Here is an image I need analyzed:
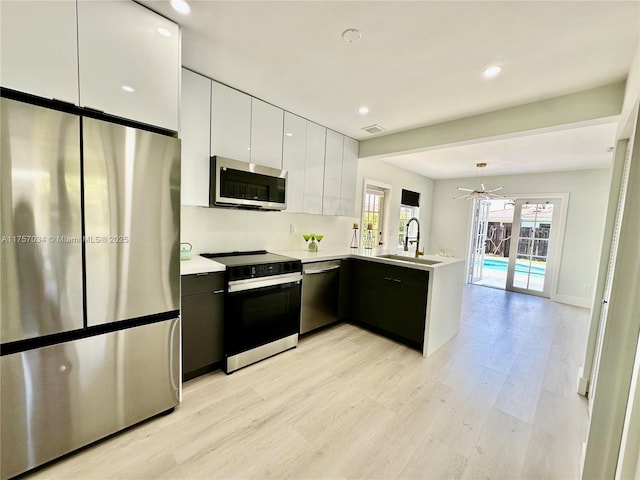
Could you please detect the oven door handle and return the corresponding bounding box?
[228,272,302,293]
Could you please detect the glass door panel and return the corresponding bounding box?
[469,199,490,283]
[506,199,559,297]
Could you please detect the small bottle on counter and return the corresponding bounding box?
[364,224,374,249]
[350,223,359,249]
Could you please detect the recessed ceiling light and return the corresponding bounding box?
[483,65,503,78]
[170,0,190,15]
[358,106,369,115]
[342,29,362,43]
[285,132,293,137]
[122,85,135,93]
[156,27,172,38]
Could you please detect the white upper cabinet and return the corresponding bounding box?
[340,137,359,217]
[304,122,326,215]
[181,69,211,207]
[282,113,307,213]
[0,0,79,104]
[210,80,251,162]
[322,130,344,216]
[250,99,284,169]
[77,1,180,131]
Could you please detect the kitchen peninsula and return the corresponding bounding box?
[181,248,464,359]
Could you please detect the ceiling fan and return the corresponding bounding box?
[454,162,505,200]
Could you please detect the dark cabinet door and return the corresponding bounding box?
[346,259,368,322]
[181,273,224,381]
[356,260,428,349]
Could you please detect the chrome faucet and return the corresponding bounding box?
[403,217,424,257]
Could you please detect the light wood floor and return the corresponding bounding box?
[28,285,589,479]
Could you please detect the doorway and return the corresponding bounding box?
[468,196,565,298]
[468,199,515,289]
[506,199,560,297]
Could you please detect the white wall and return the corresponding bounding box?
[181,157,434,255]
[356,158,434,250]
[429,168,611,305]
[181,207,356,254]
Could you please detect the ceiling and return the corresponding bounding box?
[382,121,619,179]
[140,0,639,178]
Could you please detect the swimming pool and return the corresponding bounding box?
[483,257,546,275]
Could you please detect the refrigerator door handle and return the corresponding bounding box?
[169,317,181,397]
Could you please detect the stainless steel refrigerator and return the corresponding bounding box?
[0,93,181,479]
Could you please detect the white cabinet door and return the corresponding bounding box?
[210,81,251,162]
[304,122,326,215]
[282,113,307,213]
[339,137,359,217]
[77,1,180,131]
[181,69,211,207]
[0,0,78,104]
[322,130,344,216]
[251,99,284,169]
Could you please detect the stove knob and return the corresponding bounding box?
[243,266,251,277]
[283,263,290,272]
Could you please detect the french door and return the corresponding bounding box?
[506,198,560,297]
[469,200,490,283]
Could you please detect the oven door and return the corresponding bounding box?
[225,273,302,357]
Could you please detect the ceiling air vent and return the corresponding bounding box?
[362,124,385,134]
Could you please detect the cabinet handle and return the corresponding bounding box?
[384,277,402,283]
[196,272,209,276]
[213,289,224,294]
[304,265,341,275]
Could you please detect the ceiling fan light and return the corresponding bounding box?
[455,162,504,200]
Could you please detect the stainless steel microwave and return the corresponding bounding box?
[210,156,287,210]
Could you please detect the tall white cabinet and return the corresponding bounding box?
[0,1,79,104]
[250,99,284,169]
[1,1,180,132]
[181,69,211,207]
[210,80,251,162]
[282,113,307,213]
[304,122,327,215]
[77,1,180,131]
[322,130,345,216]
[340,137,359,217]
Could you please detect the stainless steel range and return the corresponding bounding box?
[201,251,302,373]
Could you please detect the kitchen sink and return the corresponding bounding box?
[377,254,443,266]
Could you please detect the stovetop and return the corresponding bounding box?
[201,250,302,281]
[201,250,298,267]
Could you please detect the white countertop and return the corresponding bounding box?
[180,255,226,275]
[275,248,354,263]
[275,248,463,271]
[180,248,463,276]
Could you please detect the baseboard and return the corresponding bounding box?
[552,294,591,308]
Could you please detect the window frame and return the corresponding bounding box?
[361,179,391,248]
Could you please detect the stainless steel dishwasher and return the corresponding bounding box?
[301,260,341,334]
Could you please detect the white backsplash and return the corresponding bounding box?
[181,206,357,254]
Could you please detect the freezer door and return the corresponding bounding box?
[0,318,181,479]
[0,98,84,343]
[83,118,180,326]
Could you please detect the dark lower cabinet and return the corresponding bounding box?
[350,259,428,350]
[181,272,224,381]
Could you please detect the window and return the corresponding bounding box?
[361,184,386,247]
[398,189,420,248]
